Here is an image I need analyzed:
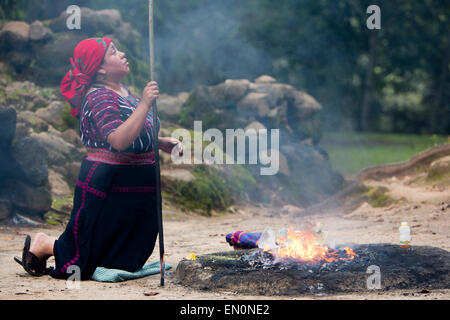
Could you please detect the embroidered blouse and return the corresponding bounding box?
[79,84,160,153]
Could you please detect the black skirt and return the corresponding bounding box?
[51,156,159,280]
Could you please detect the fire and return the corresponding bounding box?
[344,246,356,259]
[268,227,355,263]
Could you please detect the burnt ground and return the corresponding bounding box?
[176,244,450,296]
[0,156,449,299]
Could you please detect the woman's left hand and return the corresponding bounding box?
[159,137,183,155]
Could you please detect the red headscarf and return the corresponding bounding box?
[61,37,112,118]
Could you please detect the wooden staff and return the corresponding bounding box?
[149,0,165,287]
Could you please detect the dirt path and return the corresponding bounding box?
[0,174,449,300]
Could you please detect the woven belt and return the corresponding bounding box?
[86,148,155,165]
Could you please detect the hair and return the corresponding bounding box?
[92,72,107,84]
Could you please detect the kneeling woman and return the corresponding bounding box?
[15,37,181,280]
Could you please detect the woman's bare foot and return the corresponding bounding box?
[29,232,56,260]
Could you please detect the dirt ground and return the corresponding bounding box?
[0,173,449,300]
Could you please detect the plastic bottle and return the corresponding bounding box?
[399,222,411,248]
[258,227,277,251]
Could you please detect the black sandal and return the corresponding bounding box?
[14,235,53,276]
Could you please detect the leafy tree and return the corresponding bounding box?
[0,0,25,22]
[2,0,448,134]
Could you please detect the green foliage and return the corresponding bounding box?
[38,87,55,100]
[0,0,25,21]
[225,165,258,196]
[3,1,449,134]
[168,165,232,214]
[240,0,449,134]
[165,164,259,214]
[426,163,450,183]
[321,132,449,174]
[61,103,78,131]
[366,186,392,208]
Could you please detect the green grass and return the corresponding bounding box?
[320,132,449,174]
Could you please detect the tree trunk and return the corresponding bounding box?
[430,31,450,134]
[360,31,377,132]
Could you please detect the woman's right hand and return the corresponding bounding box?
[141,81,159,107]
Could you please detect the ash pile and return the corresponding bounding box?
[176,244,450,296]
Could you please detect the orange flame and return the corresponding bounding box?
[268,227,355,262]
[344,247,356,259]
